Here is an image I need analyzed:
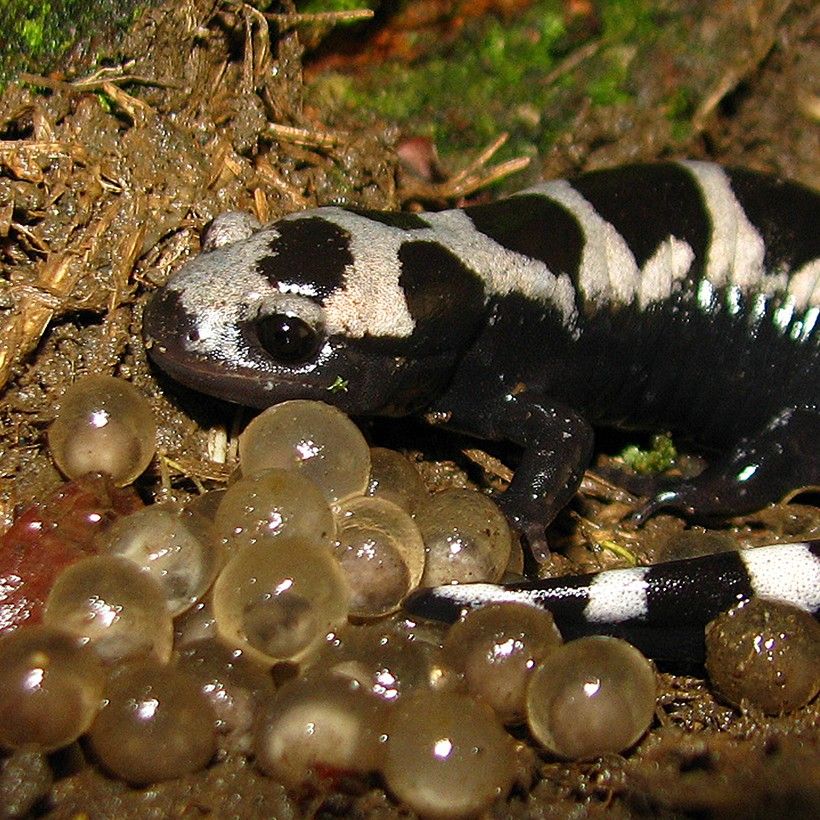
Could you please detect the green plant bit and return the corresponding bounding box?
[620,434,677,474]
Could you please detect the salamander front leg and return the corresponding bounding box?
[633,407,819,524]
[444,397,594,555]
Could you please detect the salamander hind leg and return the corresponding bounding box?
[633,407,820,524]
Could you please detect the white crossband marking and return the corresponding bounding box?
[741,543,820,612]
[171,226,294,370]
[584,566,651,623]
[521,179,641,306]
[317,206,580,335]
[428,583,540,608]
[680,161,783,297]
[638,236,696,307]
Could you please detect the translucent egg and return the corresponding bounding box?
[382,690,516,818]
[175,639,276,753]
[212,536,351,666]
[87,659,216,784]
[173,597,218,648]
[308,621,438,702]
[96,505,223,617]
[0,472,142,633]
[238,400,370,503]
[366,447,427,512]
[443,602,563,724]
[333,496,425,618]
[43,555,173,663]
[214,468,336,553]
[526,636,656,759]
[705,597,820,714]
[415,489,512,586]
[255,675,385,788]
[183,488,226,522]
[48,375,156,486]
[0,625,106,751]
[662,530,736,561]
[385,616,460,693]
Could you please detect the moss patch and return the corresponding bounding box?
[307,0,659,163]
[0,0,146,89]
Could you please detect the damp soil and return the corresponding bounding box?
[0,0,818,817]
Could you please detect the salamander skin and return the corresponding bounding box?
[143,161,819,655]
[405,540,820,662]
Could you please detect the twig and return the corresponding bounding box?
[265,121,346,149]
[540,38,606,87]
[19,70,175,93]
[263,8,375,27]
[401,133,531,203]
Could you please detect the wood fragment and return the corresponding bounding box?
[265,121,346,149]
[540,38,605,87]
[400,133,531,203]
[0,254,79,390]
[19,69,175,93]
[99,81,155,124]
[263,8,375,27]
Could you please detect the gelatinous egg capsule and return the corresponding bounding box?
[214,468,336,554]
[366,447,427,513]
[526,636,656,759]
[48,375,157,486]
[307,621,439,702]
[384,614,459,692]
[183,488,227,523]
[96,505,223,617]
[705,597,820,714]
[414,488,512,586]
[174,638,276,754]
[443,602,563,724]
[87,659,216,784]
[212,536,351,666]
[254,675,386,789]
[238,400,370,503]
[381,690,516,819]
[333,495,425,618]
[0,625,106,751]
[0,473,142,633]
[43,554,174,664]
[173,597,218,648]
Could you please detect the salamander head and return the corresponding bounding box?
[143,208,486,413]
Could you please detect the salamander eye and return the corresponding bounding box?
[257,313,320,363]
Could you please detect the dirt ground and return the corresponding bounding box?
[0,0,817,816]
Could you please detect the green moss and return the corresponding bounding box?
[307,0,660,166]
[620,434,677,474]
[600,0,655,39]
[666,85,696,141]
[95,90,115,114]
[0,0,147,90]
[586,45,634,106]
[297,0,379,11]
[311,3,568,155]
[20,2,50,52]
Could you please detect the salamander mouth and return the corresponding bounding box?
[142,289,332,408]
[142,334,335,408]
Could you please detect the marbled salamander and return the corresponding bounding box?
[143,161,819,658]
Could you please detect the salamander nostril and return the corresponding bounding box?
[257,313,319,363]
